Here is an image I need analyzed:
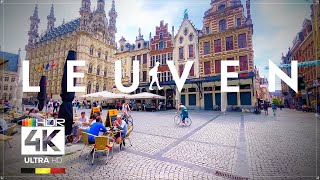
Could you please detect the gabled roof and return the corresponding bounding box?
[174,18,199,40]
[40,18,80,42]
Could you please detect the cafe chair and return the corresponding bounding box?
[124,125,133,147]
[92,136,113,165]
[79,132,94,160]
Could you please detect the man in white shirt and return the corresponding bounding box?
[0,119,8,134]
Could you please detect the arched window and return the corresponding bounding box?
[103,84,106,91]
[90,45,94,55]
[87,82,91,94]
[104,68,107,77]
[88,64,93,73]
[97,49,101,58]
[219,19,226,32]
[95,83,99,92]
[218,4,225,11]
[97,65,100,75]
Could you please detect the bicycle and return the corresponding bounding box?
[121,113,134,129]
[174,112,192,126]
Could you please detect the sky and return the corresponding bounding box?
[0,0,314,90]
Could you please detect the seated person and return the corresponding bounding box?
[73,113,97,143]
[88,116,107,144]
[113,115,128,145]
[72,112,88,136]
[29,109,45,121]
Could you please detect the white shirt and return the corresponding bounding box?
[0,119,8,131]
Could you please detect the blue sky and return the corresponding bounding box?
[0,0,314,89]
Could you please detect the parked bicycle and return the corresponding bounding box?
[174,112,192,126]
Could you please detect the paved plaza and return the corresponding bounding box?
[1,108,319,180]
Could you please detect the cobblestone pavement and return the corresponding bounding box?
[0,108,319,180]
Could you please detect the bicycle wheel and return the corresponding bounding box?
[184,117,192,127]
[174,115,181,125]
[127,115,134,128]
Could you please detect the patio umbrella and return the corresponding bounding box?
[58,50,76,136]
[37,76,47,111]
[126,92,165,100]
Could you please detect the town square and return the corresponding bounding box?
[0,0,319,179]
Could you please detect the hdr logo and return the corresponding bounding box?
[21,118,65,155]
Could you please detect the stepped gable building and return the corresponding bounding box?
[198,0,256,109]
[25,0,118,99]
[115,28,150,92]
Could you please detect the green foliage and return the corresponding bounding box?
[272,97,283,105]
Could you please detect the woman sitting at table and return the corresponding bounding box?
[113,115,128,145]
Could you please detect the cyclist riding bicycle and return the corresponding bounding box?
[177,103,188,123]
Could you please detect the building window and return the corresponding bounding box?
[236,18,241,27]
[204,61,211,75]
[4,77,9,81]
[9,86,12,91]
[162,54,167,64]
[132,56,135,65]
[159,41,164,50]
[164,42,167,48]
[215,60,221,74]
[227,57,235,72]
[97,65,100,75]
[179,47,184,59]
[214,39,222,53]
[143,71,147,82]
[189,33,194,41]
[90,45,94,55]
[218,4,226,11]
[105,51,108,60]
[95,83,99,92]
[226,36,233,51]
[137,55,141,63]
[179,65,184,76]
[168,53,173,60]
[131,73,133,83]
[156,44,159,50]
[205,26,210,34]
[238,33,247,48]
[179,36,184,44]
[156,55,160,63]
[189,45,194,58]
[219,19,227,32]
[103,84,106,91]
[3,93,7,100]
[4,85,8,91]
[204,41,210,55]
[9,93,12,100]
[11,77,15,82]
[104,68,107,77]
[88,64,92,73]
[97,49,101,58]
[240,55,248,71]
[150,56,154,67]
[143,54,147,64]
[159,33,163,40]
[168,72,173,81]
[87,82,91,94]
[138,43,141,49]
[190,64,194,76]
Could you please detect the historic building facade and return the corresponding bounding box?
[115,28,150,92]
[173,11,201,109]
[198,0,255,110]
[25,0,117,99]
[149,20,176,109]
[0,49,22,103]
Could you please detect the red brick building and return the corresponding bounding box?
[149,20,175,108]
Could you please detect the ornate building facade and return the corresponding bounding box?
[115,28,150,93]
[25,0,117,99]
[173,11,201,109]
[198,0,255,110]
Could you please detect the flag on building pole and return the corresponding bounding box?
[45,63,50,70]
[51,61,56,68]
[38,64,43,72]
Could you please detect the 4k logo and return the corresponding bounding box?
[21,126,65,155]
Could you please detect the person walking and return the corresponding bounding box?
[53,100,59,113]
[149,62,163,90]
[271,103,277,116]
[263,102,269,115]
